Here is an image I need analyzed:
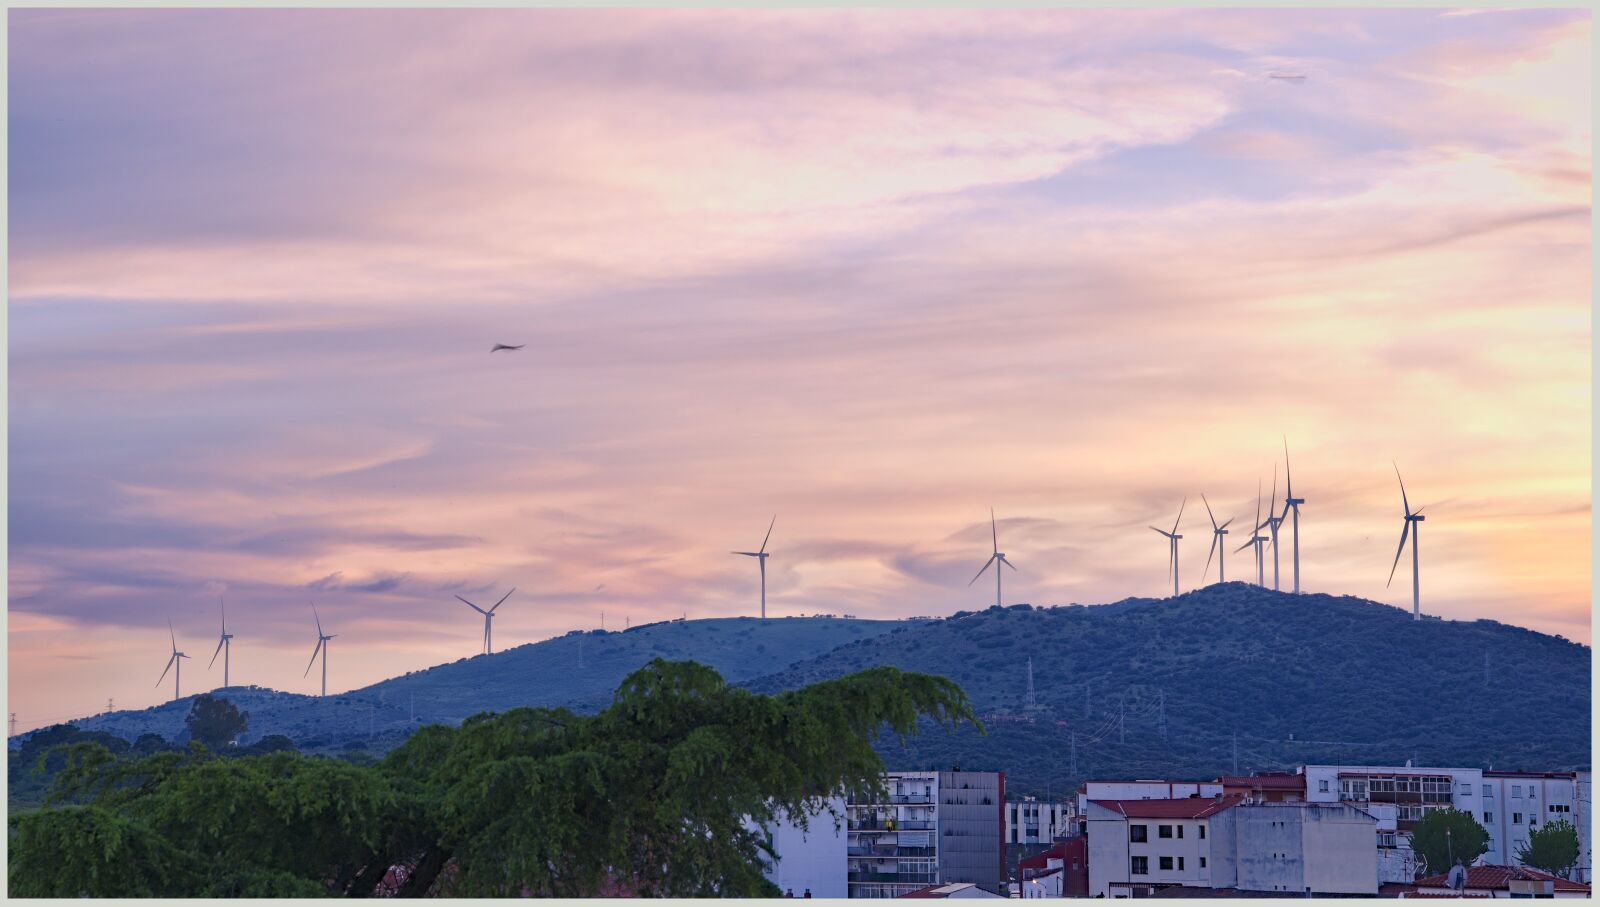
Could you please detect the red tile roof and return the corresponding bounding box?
[1089,795,1244,819]
[1415,865,1589,893]
[1219,773,1306,790]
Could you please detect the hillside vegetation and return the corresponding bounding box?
[745,584,1590,795]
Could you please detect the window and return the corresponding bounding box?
[1178,857,1186,871]
[1199,826,1207,840]
[1131,857,1149,876]
[1319,780,1330,792]
[1513,786,1523,798]
[1485,785,1494,798]
[1459,783,1473,796]
[1200,858,1207,869]
[1158,825,1174,839]
[1160,857,1173,871]
[1513,813,1523,825]
[1486,812,1495,823]
[1177,825,1185,839]
[1130,825,1148,843]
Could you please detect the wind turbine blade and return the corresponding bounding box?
[305,638,324,677]
[169,617,177,653]
[220,596,226,634]
[1003,557,1018,572]
[1386,521,1412,587]
[991,508,999,555]
[969,555,997,586]
[157,653,177,687]
[1202,494,1218,530]
[1204,534,1218,581]
[313,604,323,637]
[209,637,226,669]
[490,587,514,613]
[1269,463,1278,513]
[1220,517,1235,530]
[1413,505,1426,517]
[1234,538,1254,554]
[1394,462,1411,516]
[759,515,776,555]
[1283,437,1293,498]
[456,595,488,615]
[731,551,761,556]
[1150,526,1173,537]
[1254,479,1262,529]
[1172,497,1186,535]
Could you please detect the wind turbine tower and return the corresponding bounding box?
[208,596,234,688]
[1235,480,1269,586]
[304,605,336,697]
[1149,498,1186,597]
[455,588,514,654]
[732,516,776,621]
[1283,438,1306,593]
[1202,495,1235,584]
[156,618,190,702]
[1387,463,1427,620]
[969,508,1018,607]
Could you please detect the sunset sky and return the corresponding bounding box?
[7,8,1590,730]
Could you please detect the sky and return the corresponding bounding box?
[6,8,1591,731]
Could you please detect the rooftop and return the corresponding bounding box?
[1414,865,1589,894]
[1088,795,1245,819]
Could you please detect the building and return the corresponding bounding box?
[756,800,849,899]
[1403,864,1592,898]
[849,771,941,899]
[1076,779,1224,816]
[1480,771,1586,878]
[1017,837,1087,898]
[1084,796,1378,897]
[935,770,1006,895]
[846,770,1006,898]
[1005,797,1073,845]
[1301,763,1485,882]
[896,881,1005,898]
[1219,773,1306,803]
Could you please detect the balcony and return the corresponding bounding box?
[892,794,935,804]
[850,872,939,884]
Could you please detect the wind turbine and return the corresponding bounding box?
[304,605,336,697]
[1235,480,1269,586]
[732,515,775,621]
[455,588,514,655]
[1201,494,1235,584]
[1387,463,1427,621]
[1149,498,1185,597]
[969,508,1018,607]
[1261,463,1285,590]
[208,596,234,689]
[156,618,190,702]
[1282,438,1306,593]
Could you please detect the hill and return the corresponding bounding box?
[55,616,911,753]
[743,584,1591,795]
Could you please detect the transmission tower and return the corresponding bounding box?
[1025,658,1038,711]
[107,697,115,713]
[9,713,16,737]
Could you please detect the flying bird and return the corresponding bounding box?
[490,343,525,353]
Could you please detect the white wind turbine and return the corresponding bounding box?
[156,618,190,702]
[455,588,514,655]
[732,516,776,621]
[1387,463,1428,621]
[1202,494,1235,584]
[304,605,336,697]
[1261,463,1285,591]
[1234,480,1269,586]
[208,596,234,689]
[969,508,1018,607]
[1148,498,1186,598]
[1282,438,1306,593]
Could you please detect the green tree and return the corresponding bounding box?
[1517,819,1580,878]
[1410,808,1489,877]
[184,694,249,750]
[8,659,975,898]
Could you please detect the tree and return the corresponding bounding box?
[184,694,249,750]
[1410,808,1489,877]
[8,659,976,898]
[1518,819,1580,878]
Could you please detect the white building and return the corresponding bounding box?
[1005,797,1073,845]
[1301,763,1485,882]
[1084,796,1377,897]
[755,799,849,898]
[848,771,940,898]
[1481,771,1589,880]
[1075,779,1224,818]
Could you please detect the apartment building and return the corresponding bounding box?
[1481,771,1591,881]
[1005,797,1074,845]
[1084,796,1378,897]
[845,770,1006,898]
[755,800,849,898]
[1075,779,1224,819]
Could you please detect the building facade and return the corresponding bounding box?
[936,770,1006,895]
[1481,771,1589,880]
[844,770,1006,898]
[1005,797,1074,845]
[757,800,849,898]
